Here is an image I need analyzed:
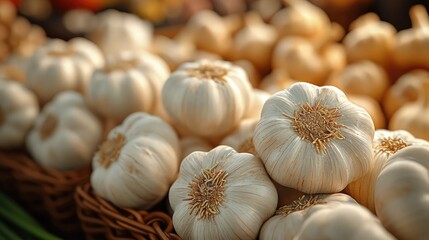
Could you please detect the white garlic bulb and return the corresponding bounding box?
[254,82,375,193]
[162,59,253,138]
[169,145,277,240]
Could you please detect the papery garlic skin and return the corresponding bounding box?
[0,79,39,149]
[346,129,429,212]
[260,193,358,240]
[254,82,374,193]
[26,91,103,171]
[86,51,169,123]
[162,59,253,138]
[91,112,180,209]
[294,204,396,240]
[169,145,277,240]
[375,146,429,240]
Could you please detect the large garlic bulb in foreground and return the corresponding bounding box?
[346,130,429,212]
[169,145,277,240]
[0,79,39,149]
[91,112,180,209]
[162,59,253,138]
[375,146,429,240]
[254,82,375,193]
[260,193,394,240]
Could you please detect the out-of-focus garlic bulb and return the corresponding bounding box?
[272,37,330,85]
[338,60,389,102]
[244,88,271,119]
[394,5,429,69]
[220,118,259,156]
[234,59,262,88]
[346,130,429,213]
[88,9,153,58]
[162,59,253,138]
[179,136,212,160]
[389,79,429,141]
[169,145,277,240]
[254,82,375,193]
[151,35,195,71]
[344,12,396,66]
[348,94,386,129]
[271,0,331,44]
[382,69,429,119]
[259,68,296,94]
[231,12,277,73]
[181,10,232,57]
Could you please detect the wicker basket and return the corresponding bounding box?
[0,150,90,237]
[75,182,181,240]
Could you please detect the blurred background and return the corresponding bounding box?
[4,0,429,40]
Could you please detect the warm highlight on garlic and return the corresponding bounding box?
[169,145,277,240]
[348,94,386,129]
[346,129,429,212]
[0,79,39,149]
[91,112,180,209]
[254,82,374,193]
[162,59,253,138]
[26,91,103,171]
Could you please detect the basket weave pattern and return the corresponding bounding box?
[0,151,90,235]
[75,182,181,240]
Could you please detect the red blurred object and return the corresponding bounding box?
[1,0,20,7]
[50,0,105,12]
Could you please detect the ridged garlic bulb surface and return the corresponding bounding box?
[162,59,253,138]
[254,82,375,193]
[169,145,277,240]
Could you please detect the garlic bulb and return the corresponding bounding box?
[231,12,277,73]
[375,146,429,240]
[254,82,375,193]
[344,12,396,65]
[320,42,347,74]
[162,59,253,138]
[169,145,277,240]
[26,91,103,171]
[88,9,153,58]
[91,112,180,209]
[394,5,429,69]
[272,36,330,85]
[86,51,170,123]
[0,79,39,149]
[348,94,386,129]
[244,88,270,119]
[271,0,331,43]
[182,10,232,57]
[179,136,212,160]
[259,68,296,94]
[382,69,429,119]
[151,35,195,71]
[220,118,259,156]
[26,38,104,104]
[338,60,389,102]
[389,79,429,140]
[234,60,262,88]
[346,129,429,213]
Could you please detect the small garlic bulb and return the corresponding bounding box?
[382,69,429,119]
[259,68,296,94]
[169,145,277,240]
[220,118,259,156]
[389,79,429,141]
[344,12,396,66]
[348,94,386,129]
[244,88,270,119]
[346,129,429,212]
[162,59,253,138]
[338,60,389,102]
[254,82,375,193]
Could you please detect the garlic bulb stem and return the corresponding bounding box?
[410,5,429,29]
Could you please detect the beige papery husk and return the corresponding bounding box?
[253,82,375,193]
[345,129,429,213]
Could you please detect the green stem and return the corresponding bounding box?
[0,219,22,240]
[0,192,41,227]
